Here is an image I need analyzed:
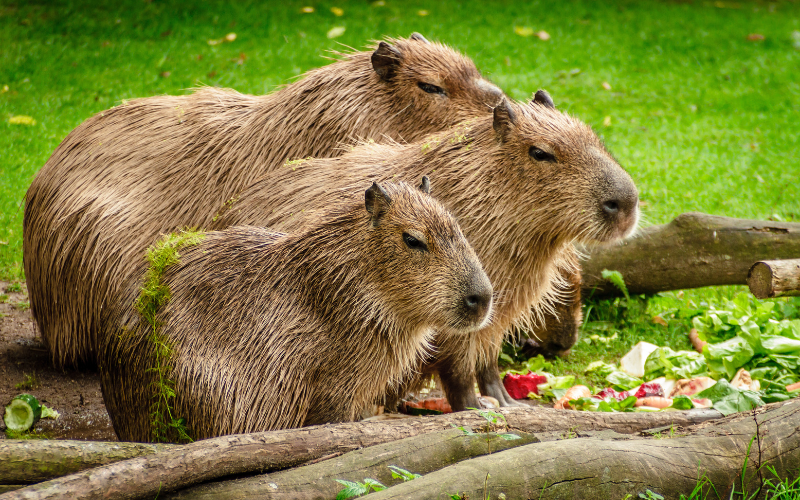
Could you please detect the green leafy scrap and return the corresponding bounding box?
[644,347,708,380]
[692,293,800,384]
[670,395,695,410]
[695,379,765,416]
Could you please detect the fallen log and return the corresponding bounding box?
[166,428,538,499]
[0,406,724,500]
[0,440,176,485]
[366,401,800,499]
[581,213,800,298]
[748,259,800,299]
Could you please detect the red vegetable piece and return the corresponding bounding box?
[595,388,629,401]
[503,372,548,399]
[634,382,664,398]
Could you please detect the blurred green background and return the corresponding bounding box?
[1,0,799,280]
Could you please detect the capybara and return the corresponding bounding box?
[100,180,492,441]
[210,94,640,410]
[23,33,504,368]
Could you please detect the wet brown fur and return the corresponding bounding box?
[99,182,491,441]
[23,35,503,368]
[210,99,639,410]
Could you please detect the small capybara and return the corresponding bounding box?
[24,33,504,368]
[211,94,639,411]
[100,180,493,442]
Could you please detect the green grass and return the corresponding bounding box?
[2,0,799,278]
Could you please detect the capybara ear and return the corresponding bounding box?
[493,98,517,142]
[410,32,430,44]
[372,42,403,81]
[365,182,393,225]
[533,89,555,109]
[419,176,431,194]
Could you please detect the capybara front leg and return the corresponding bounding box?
[439,366,481,412]
[477,360,525,407]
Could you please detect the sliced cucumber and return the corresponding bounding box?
[4,394,42,432]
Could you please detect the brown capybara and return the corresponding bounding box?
[210,94,640,411]
[99,180,493,442]
[23,33,504,369]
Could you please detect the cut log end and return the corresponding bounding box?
[748,262,776,298]
[748,259,800,299]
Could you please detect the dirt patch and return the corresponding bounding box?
[0,281,116,441]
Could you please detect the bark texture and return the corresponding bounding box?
[165,428,538,499]
[0,440,175,485]
[748,259,800,299]
[581,213,800,298]
[0,406,723,500]
[367,402,800,499]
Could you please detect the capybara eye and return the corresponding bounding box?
[417,82,446,95]
[529,146,556,162]
[402,232,428,251]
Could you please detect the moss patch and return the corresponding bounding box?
[135,229,205,443]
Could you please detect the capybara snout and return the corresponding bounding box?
[591,153,640,241]
[457,267,494,331]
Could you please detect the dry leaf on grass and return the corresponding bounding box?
[8,115,36,126]
[331,7,344,16]
[301,6,314,13]
[602,81,612,90]
[327,26,345,39]
[514,26,534,37]
[208,32,236,45]
[746,33,765,41]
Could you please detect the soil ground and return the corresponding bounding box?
[0,281,116,441]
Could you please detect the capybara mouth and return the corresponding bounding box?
[592,201,640,243]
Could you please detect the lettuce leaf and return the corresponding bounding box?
[695,379,765,416]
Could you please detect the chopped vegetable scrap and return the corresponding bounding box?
[3,394,60,432]
[544,294,800,415]
[503,372,547,399]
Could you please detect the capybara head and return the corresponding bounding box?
[362,178,493,333]
[491,92,639,245]
[369,33,504,131]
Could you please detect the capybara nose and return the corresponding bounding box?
[463,276,493,324]
[602,199,620,216]
[598,173,639,238]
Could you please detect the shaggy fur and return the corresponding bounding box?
[24,35,504,368]
[210,98,640,410]
[100,182,492,441]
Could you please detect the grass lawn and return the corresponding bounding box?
[1,2,799,394]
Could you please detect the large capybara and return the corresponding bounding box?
[100,180,492,442]
[23,33,504,369]
[210,95,639,410]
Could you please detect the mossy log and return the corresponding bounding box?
[581,213,800,298]
[748,259,800,299]
[0,440,176,485]
[0,406,724,500]
[165,428,538,500]
[366,402,800,499]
